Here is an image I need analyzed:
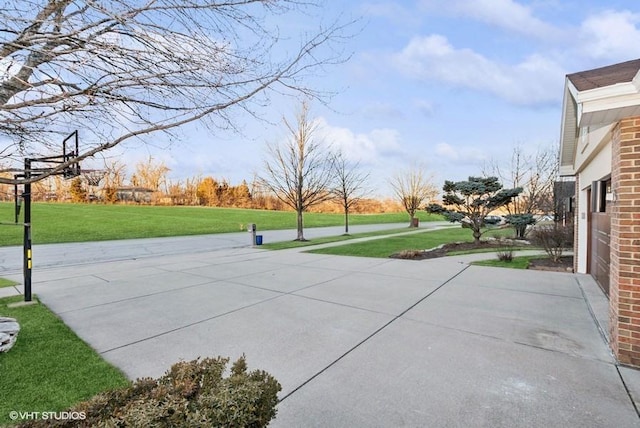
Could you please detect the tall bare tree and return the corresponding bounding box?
[390,165,438,227]
[100,159,127,202]
[102,159,127,189]
[0,0,352,184]
[483,144,557,237]
[331,150,370,234]
[131,156,170,192]
[259,101,334,241]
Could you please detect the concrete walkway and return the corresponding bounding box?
[1,227,639,427]
[0,222,443,273]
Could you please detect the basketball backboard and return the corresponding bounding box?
[62,130,81,178]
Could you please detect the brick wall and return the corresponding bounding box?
[610,117,640,366]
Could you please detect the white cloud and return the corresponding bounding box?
[361,1,421,27]
[435,142,459,160]
[316,117,405,165]
[392,34,564,106]
[435,142,486,164]
[419,0,562,40]
[578,10,640,61]
[456,0,560,39]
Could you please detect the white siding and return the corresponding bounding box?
[575,140,612,273]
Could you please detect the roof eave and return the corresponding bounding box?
[559,68,640,176]
[559,79,578,176]
[575,80,640,104]
[559,165,575,177]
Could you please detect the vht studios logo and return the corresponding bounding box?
[9,411,86,421]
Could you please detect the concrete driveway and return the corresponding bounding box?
[1,231,639,427]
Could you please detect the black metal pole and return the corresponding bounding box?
[23,159,32,302]
[14,179,18,224]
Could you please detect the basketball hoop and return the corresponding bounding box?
[62,130,81,178]
[15,130,82,303]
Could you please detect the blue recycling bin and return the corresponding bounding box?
[255,235,263,245]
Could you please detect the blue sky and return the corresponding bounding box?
[106,0,640,197]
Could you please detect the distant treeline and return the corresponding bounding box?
[0,163,402,214]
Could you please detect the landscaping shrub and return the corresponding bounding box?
[504,213,536,239]
[496,247,514,262]
[483,215,502,225]
[394,249,425,259]
[18,356,281,428]
[531,224,573,262]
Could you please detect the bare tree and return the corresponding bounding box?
[0,166,13,201]
[390,165,438,227]
[99,159,126,202]
[0,0,352,184]
[102,159,127,189]
[483,144,558,238]
[259,100,334,241]
[331,150,370,234]
[131,156,170,192]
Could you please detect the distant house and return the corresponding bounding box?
[553,179,575,226]
[559,58,640,367]
[115,186,154,203]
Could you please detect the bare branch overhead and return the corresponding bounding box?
[1,0,355,184]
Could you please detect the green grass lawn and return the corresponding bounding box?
[471,255,535,269]
[309,226,515,258]
[0,278,17,288]
[0,203,441,247]
[260,228,415,250]
[0,296,130,426]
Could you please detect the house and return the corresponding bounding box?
[553,179,575,226]
[115,186,154,203]
[559,58,640,367]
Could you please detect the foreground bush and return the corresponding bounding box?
[496,247,514,262]
[19,356,281,428]
[531,224,573,262]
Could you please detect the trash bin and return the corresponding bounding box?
[255,235,263,245]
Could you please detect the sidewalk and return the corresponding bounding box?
[0,222,448,273]
[1,228,638,426]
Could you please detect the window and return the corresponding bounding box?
[591,178,611,213]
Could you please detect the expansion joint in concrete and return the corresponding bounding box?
[278,264,471,403]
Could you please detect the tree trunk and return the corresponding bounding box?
[296,209,305,241]
[473,228,482,243]
[408,206,416,227]
[344,206,349,234]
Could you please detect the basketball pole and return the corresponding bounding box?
[16,130,78,303]
[23,158,32,302]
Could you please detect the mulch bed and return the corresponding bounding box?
[390,240,574,272]
[527,255,574,272]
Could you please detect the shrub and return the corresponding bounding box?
[18,356,281,428]
[504,213,536,239]
[531,224,573,262]
[484,215,502,225]
[496,247,514,262]
[394,249,425,259]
